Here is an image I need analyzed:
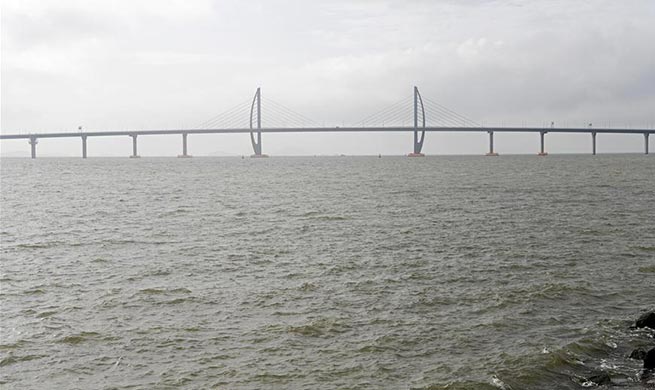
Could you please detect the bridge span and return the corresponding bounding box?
[0,87,652,158]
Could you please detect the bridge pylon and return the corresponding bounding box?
[250,87,268,158]
[408,86,426,157]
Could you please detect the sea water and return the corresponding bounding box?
[1,155,654,389]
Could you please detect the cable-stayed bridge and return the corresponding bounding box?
[0,87,652,158]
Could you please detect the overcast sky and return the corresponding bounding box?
[1,0,654,156]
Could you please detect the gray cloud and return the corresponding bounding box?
[1,0,654,156]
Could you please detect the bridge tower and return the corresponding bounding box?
[408,86,426,157]
[250,87,268,158]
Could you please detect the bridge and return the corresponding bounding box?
[0,87,652,158]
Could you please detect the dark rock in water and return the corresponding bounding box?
[642,367,655,387]
[636,312,655,329]
[631,348,648,360]
[587,372,612,386]
[645,348,655,370]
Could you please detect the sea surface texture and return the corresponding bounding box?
[1,155,654,389]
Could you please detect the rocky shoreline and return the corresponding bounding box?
[632,311,655,375]
[583,310,655,388]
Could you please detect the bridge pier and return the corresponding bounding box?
[486,131,499,156]
[178,133,191,158]
[82,136,88,158]
[591,132,596,155]
[130,134,140,158]
[646,133,650,155]
[29,137,38,159]
[538,131,548,156]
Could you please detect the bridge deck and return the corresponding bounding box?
[1,127,653,140]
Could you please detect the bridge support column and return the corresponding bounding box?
[538,131,548,156]
[82,136,88,158]
[178,133,191,158]
[591,132,596,155]
[646,133,650,155]
[130,135,140,158]
[486,131,498,156]
[29,137,38,159]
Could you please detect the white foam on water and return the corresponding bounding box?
[491,375,510,390]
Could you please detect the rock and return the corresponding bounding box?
[640,369,655,386]
[630,348,647,360]
[636,312,655,329]
[587,372,612,386]
[645,348,655,370]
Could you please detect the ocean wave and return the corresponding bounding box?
[287,317,351,338]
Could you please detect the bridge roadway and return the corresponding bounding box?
[0,126,652,158]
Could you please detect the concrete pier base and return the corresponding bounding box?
[177,154,192,158]
[129,155,141,159]
[537,152,548,156]
[250,154,269,158]
[407,153,425,157]
[485,152,499,156]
